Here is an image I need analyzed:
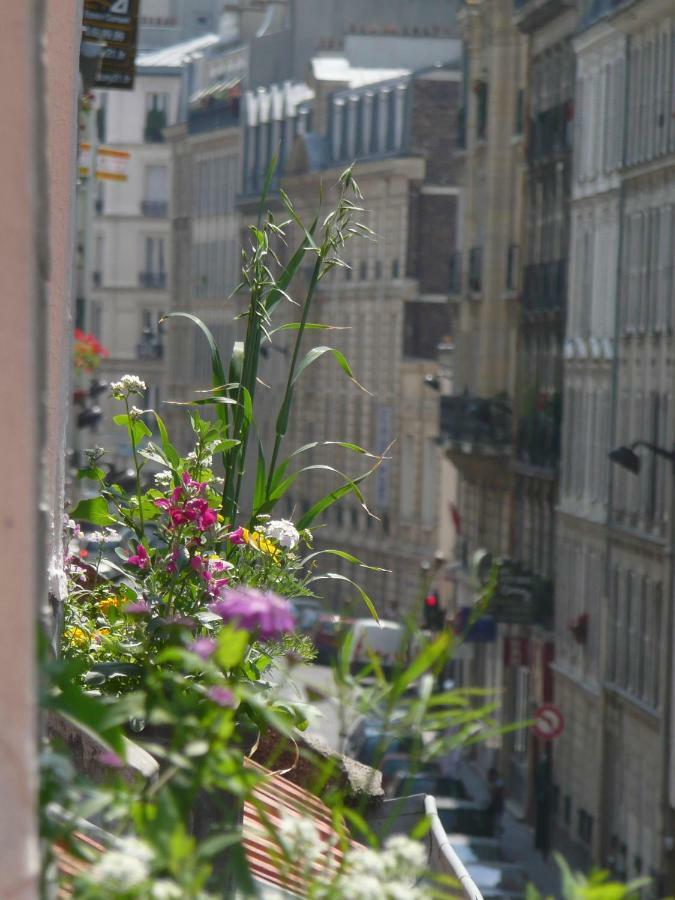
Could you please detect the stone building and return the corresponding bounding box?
[505,0,576,826]
[235,47,464,617]
[553,0,675,888]
[441,0,527,771]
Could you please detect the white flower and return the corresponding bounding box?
[345,846,387,879]
[110,374,146,399]
[154,469,173,488]
[277,813,322,866]
[87,850,149,890]
[264,519,300,549]
[334,873,384,900]
[151,879,183,899]
[186,450,213,468]
[129,405,145,420]
[115,837,155,864]
[382,834,427,876]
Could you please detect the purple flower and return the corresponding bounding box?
[98,751,124,768]
[124,600,151,615]
[127,544,150,570]
[209,587,295,640]
[208,686,236,707]
[188,637,217,659]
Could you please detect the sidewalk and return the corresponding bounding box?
[458,760,561,897]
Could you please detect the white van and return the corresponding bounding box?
[349,618,407,674]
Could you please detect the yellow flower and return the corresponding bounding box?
[65,626,88,647]
[242,528,281,560]
[97,596,120,615]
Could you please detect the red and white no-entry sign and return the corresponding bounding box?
[532,704,565,741]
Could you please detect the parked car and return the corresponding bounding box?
[311,615,352,665]
[466,862,527,899]
[353,730,417,768]
[445,834,507,866]
[290,598,323,635]
[349,618,407,675]
[434,798,495,838]
[388,770,469,800]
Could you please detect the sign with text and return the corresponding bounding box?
[82,0,140,90]
[79,143,130,181]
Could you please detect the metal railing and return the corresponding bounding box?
[527,103,573,163]
[187,100,240,136]
[440,393,512,449]
[522,259,566,311]
[425,796,484,899]
[138,271,167,289]
[141,200,168,218]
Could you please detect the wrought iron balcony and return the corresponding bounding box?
[136,329,164,360]
[492,560,554,628]
[187,98,240,136]
[515,392,562,470]
[468,246,483,293]
[527,103,573,164]
[138,271,167,289]
[522,259,566,313]
[440,393,512,454]
[141,200,168,218]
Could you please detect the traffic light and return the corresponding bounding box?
[424,591,444,630]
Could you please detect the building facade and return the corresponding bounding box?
[553,0,675,888]
[442,0,528,772]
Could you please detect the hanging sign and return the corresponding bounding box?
[82,0,140,90]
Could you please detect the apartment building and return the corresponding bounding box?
[442,0,527,772]
[553,0,675,888]
[234,43,463,617]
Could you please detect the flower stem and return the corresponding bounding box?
[125,398,145,538]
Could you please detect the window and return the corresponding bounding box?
[391,258,400,279]
[145,92,169,142]
[359,260,368,281]
[475,80,488,141]
[399,435,415,519]
[421,439,437,528]
[143,165,168,217]
[142,237,166,287]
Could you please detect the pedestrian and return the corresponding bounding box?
[486,766,505,836]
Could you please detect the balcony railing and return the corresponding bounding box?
[136,332,164,360]
[449,252,462,294]
[187,99,240,136]
[141,200,168,218]
[138,271,167,289]
[516,392,561,469]
[440,393,512,452]
[522,259,566,312]
[468,246,483,293]
[527,102,573,163]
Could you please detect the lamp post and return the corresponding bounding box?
[609,439,675,888]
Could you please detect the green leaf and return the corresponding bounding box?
[215,628,249,670]
[267,322,348,336]
[391,633,450,699]
[309,572,379,623]
[70,497,116,526]
[112,413,152,444]
[295,454,384,530]
[149,410,179,467]
[291,345,371,394]
[253,439,267,512]
[300,548,390,573]
[77,466,105,481]
[264,228,316,315]
[162,312,229,429]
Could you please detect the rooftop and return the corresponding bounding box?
[136,32,221,71]
[310,55,410,88]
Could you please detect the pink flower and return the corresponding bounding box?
[188,637,217,659]
[207,577,230,600]
[227,526,246,545]
[125,600,151,615]
[128,544,150,570]
[208,686,236,707]
[209,587,295,640]
[166,548,180,575]
[98,751,124,768]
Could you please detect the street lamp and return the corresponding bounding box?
[608,440,675,474]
